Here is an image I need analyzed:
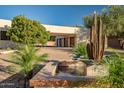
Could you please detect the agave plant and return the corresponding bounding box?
[13,45,48,87]
[73,42,88,59]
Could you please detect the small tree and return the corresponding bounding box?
[83,6,124,38]
[7,15,50,87]
[13,45,48,87]
[7,15,50,45]
[102,6,124,37]
[83,15,93,29]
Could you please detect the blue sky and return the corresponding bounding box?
[0,5,106,26]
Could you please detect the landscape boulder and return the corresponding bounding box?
[87,64,109,77]
[68,61,87,76]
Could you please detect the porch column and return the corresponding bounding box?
[57,39,58,47]
[55,38,57,47]
[57,38,60,47]
[61,38,64,47]
[68,37,70,47]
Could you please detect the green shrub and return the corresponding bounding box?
[73,42,87,59]
[12,45,48,87]
[97,53,124,88]
[6,47,12,50]
[12,45,48,76]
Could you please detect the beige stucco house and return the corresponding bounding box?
[0,19,89,48]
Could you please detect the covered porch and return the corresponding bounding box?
[49,33,76,47]
[56,35,75,47]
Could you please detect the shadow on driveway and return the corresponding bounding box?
[0,64,44,88]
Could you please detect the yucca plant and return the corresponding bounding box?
[73,43,87,59]
[13,45,48,87]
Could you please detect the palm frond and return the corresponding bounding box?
[13,45,48,75]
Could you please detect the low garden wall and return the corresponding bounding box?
[30,80,71,88]
[29,61,96,88]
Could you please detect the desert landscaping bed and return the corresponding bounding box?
[0,47,124,88]
[29,60,106,88]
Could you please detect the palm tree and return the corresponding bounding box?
[13,45,48,87]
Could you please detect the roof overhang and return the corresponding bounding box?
[0,19,82,35]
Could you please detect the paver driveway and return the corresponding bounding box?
[37,47,73,61]
[0,47,73,84]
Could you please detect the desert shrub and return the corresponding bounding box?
[6,47,12,50]
[97,53,124,88]
[69,80,109,88]
[73,42,88,59]
[75,53,124,88]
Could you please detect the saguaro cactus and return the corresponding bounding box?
[87,12,105,63]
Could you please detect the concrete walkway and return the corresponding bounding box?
[31,62,58,80]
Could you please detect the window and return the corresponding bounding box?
[0,31,10,40]
[49,36,56,41]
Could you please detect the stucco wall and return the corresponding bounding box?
[0,19,11,27]
[75,28,89,43]
[46,41,56,46]
[0,40,17,49]
[43,24,80,34]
